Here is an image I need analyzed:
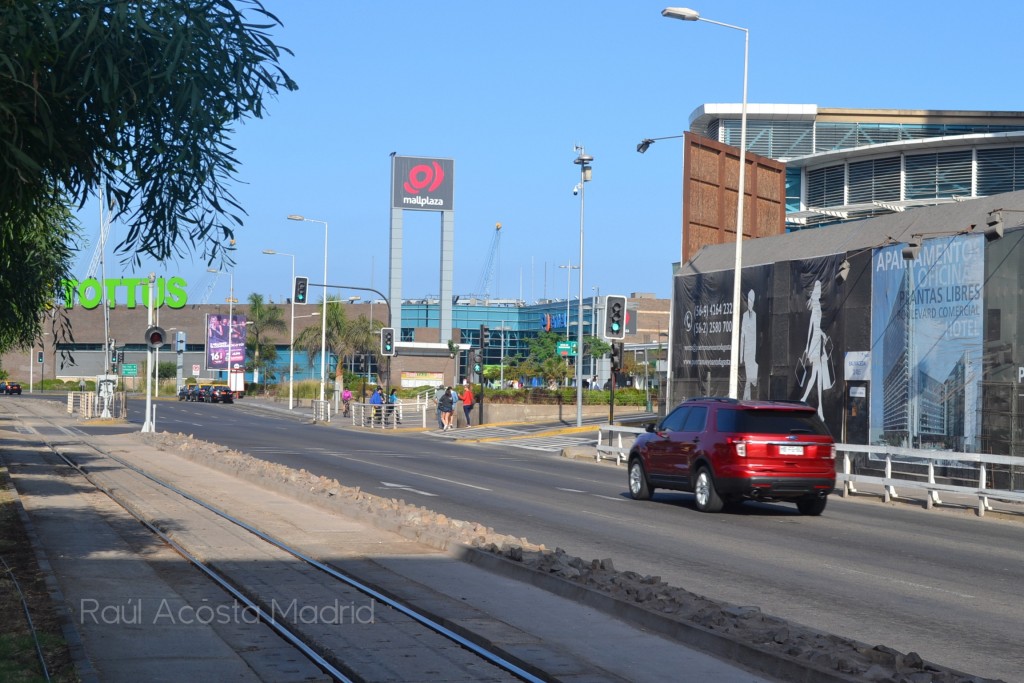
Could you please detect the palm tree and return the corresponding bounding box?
[293,295,381,397]
[244,293,286,387]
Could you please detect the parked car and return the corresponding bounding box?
[627,397,836,515]
[209,386,234,404]
[4,381,22,395]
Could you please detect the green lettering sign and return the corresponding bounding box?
[61,277,189,309]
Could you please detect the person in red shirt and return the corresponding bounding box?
[460,384,475,427]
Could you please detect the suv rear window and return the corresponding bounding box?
[716,408,830,436]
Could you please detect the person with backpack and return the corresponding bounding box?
[460,384,475,427]
[438,387,455,431]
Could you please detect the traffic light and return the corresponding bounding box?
[293,276,309,304]
[479,324,490,350]
[380,327,395,356]
[473,350,483,378]
[36,351,43,363]
[111,350,117,365]
[610,342,623,372]
[145,325,166,350]
[604,295,627,340]
[117,351,125,364]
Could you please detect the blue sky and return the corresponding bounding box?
[73,0,1024,308]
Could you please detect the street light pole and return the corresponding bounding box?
[262,250,296,410]
[207,268,235,391]
[574,146,593,427]
[663,7,748,399]
[288,215,329,403]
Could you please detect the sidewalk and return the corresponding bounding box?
[1,399,787,683]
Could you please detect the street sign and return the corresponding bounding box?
[122,363,138,377]
[556,341,578,357]
[192,364,200,375]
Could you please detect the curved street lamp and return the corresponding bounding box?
[662,7,749,399]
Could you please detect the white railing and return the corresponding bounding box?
[596,424,1024,518]
[837,444,1024,517]
[67,391,127,419]
[596,424,647,465]
[312,399,331,423]
[348,398,431,429]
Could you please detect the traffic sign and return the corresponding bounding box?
[556,341,578,357]
[122,363,138,377]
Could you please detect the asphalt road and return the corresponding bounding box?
[46,395,1024,682]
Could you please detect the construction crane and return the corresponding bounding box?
[474,222,502,302]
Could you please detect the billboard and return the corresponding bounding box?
[206,314,247,371]
[391,156,455,211]
[869,235,984,450]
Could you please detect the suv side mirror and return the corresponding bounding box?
[644,422,656,433]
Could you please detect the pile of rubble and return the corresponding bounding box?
[142,431,1002,683]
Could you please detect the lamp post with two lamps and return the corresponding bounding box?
[261,250,296,410]
[662,6,749,399]
[207,268,237,391]
[287,215,329,404]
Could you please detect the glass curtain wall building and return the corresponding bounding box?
[688,104,1024,229]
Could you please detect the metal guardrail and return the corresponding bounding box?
[348,399,431,429]
[596,425,646,465]
[837,444,1024,517]
[312,399,331,423]
[596,424,1024,518]
[66,391,127,419]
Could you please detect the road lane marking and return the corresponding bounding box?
[557,487,587,493]
[335,455,492,491]
[592,494,626,502]
[380,481,437,497]
[822,563,976,599]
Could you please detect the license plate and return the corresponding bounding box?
[778,445,804,455]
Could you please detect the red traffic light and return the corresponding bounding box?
[145,325,167,349]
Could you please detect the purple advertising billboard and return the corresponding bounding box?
[391,156,455,211]
[206,314,246,371]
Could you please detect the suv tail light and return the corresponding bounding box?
[733,439,747,457]
[829,444,837,460]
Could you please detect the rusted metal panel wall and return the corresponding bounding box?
[681,132,785,262]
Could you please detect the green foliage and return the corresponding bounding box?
[244,292,285,383]
[0,1,296,352]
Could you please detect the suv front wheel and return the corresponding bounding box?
[694,466,724,513]
[628,458,652,500]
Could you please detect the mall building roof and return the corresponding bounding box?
[680,189,1024,276]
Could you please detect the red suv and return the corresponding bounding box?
[628,398,836,515]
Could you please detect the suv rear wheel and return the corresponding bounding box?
[628,458,652,500]
[694,466,724,513]
[796,496,828,516]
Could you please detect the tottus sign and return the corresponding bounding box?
[391,156,455,211]
[61,276,189,309]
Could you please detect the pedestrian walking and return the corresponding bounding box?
[387,388,401,425]
[369,387,384,426]
[438,387,455,431]
[460,384,475,427]
[433,385,446,429]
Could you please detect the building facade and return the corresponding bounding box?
[688,104,1024,229]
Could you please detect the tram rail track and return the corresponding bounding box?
[41,434,551,683]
